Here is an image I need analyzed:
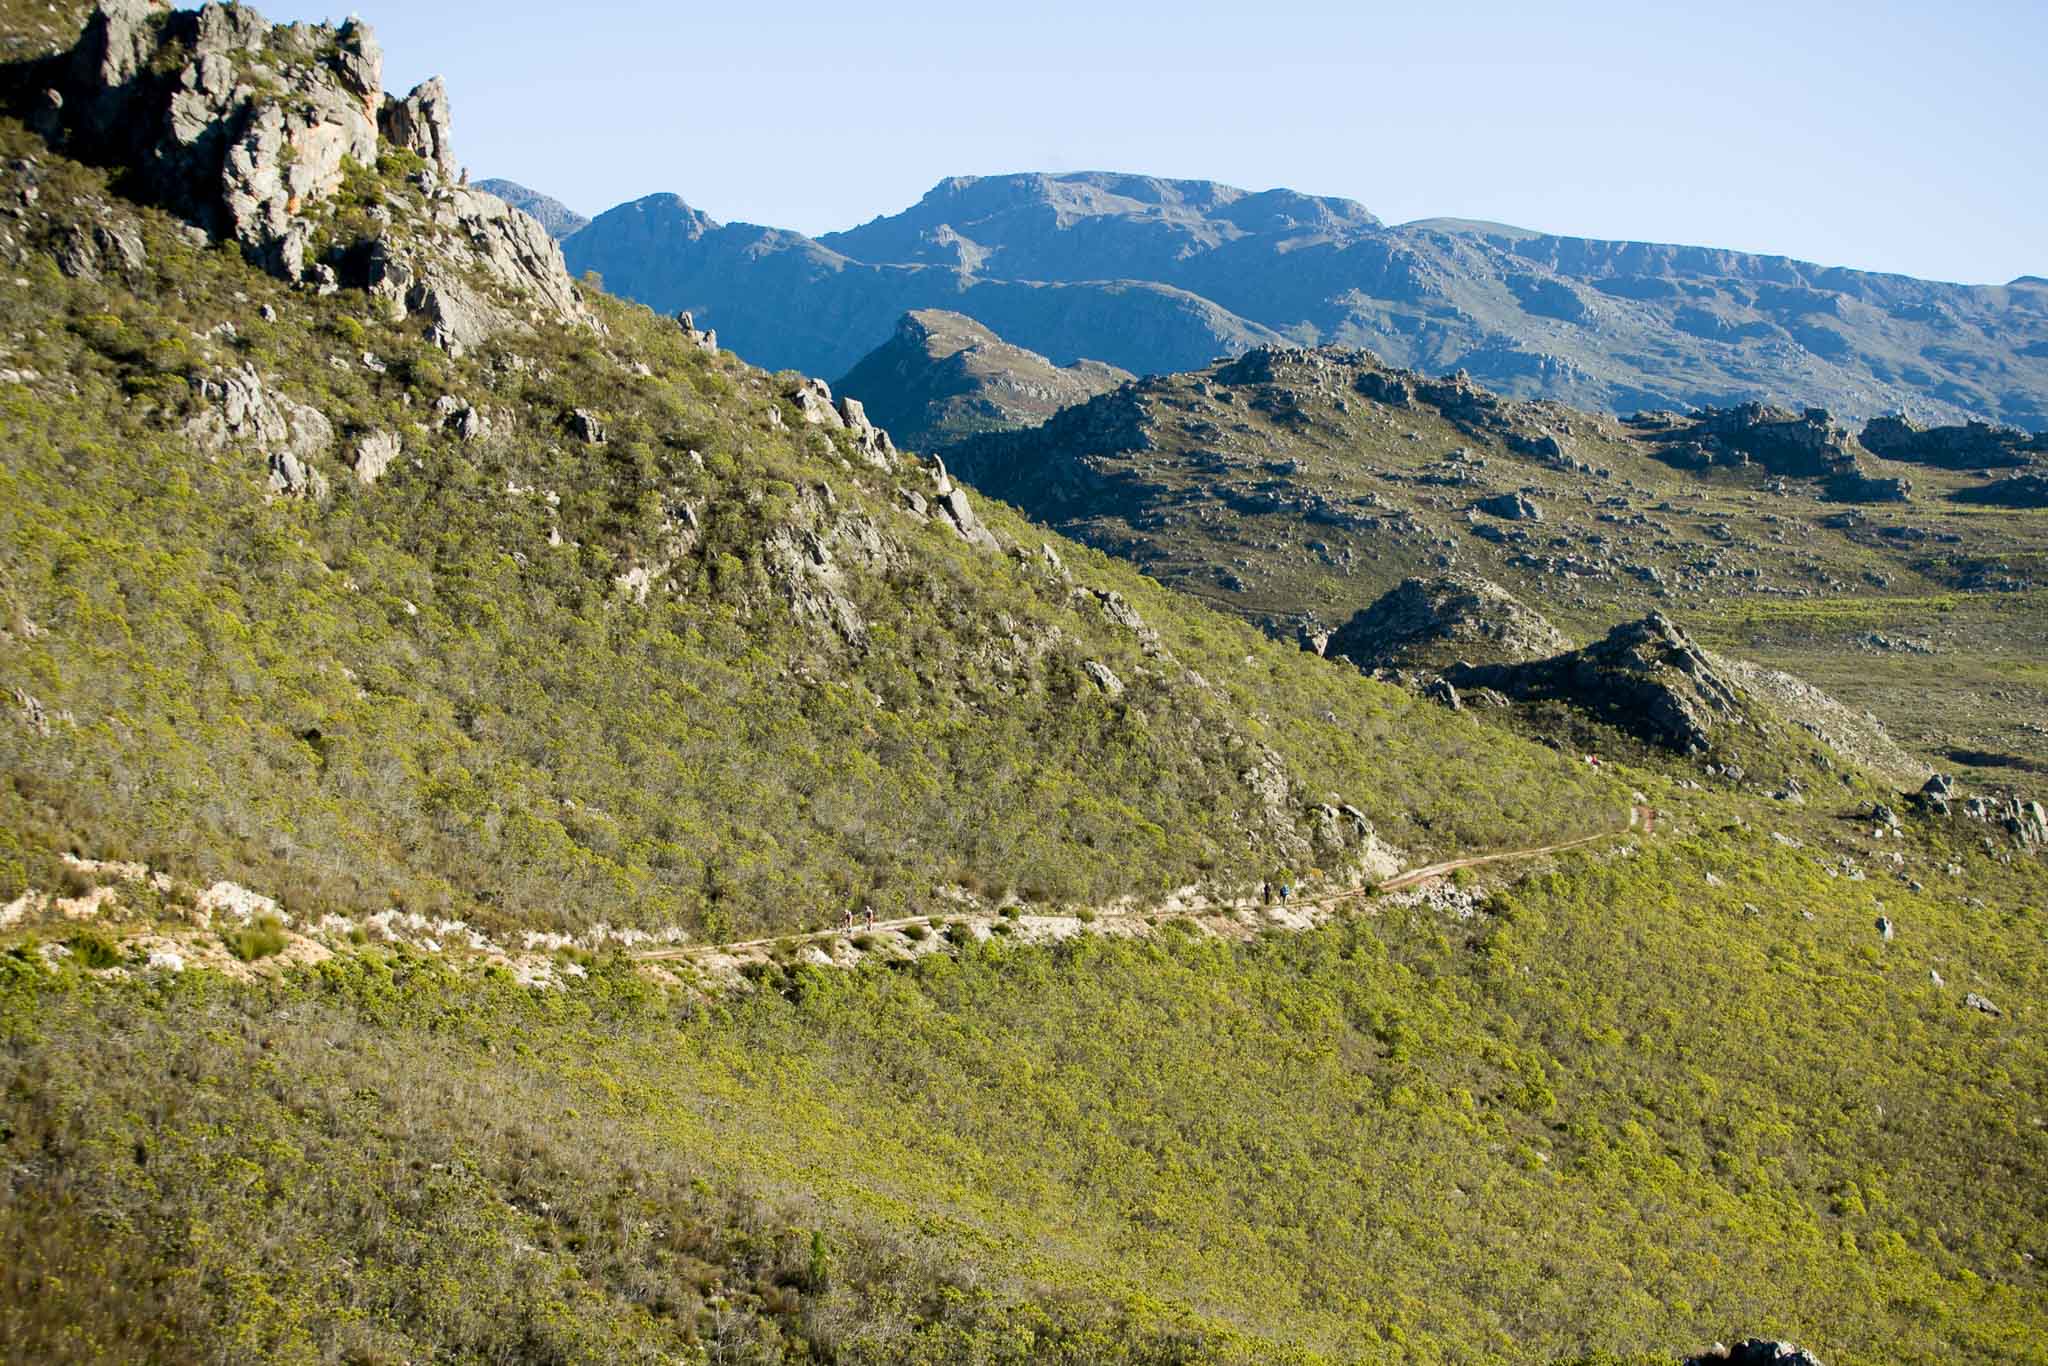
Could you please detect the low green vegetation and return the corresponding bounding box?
[2,828,2041,1363]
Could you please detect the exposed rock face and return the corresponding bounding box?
[761,484,899,648]
[43,2,597,348]
[377,76,455,180]
[1423,609,1925,784]
[185,365,333,464]
[1862,414,2044,469]
[352,430,401,485]
[1477,491,1542,521]
[1325,575,1569,673]
[835,309,1133,453]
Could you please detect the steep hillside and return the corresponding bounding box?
[945,346,2048,787]
[561,171,2048,429]
[834,308,1131,452]
[2,7,2046,1366]
[0,8,1621,945]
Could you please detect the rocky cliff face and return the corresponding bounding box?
[557,170,2048,430]
[31,0,597,352]
[834,309,1132,453]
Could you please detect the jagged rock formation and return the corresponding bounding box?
[1861,413,2045,469]
[835,309,1132,453]
[558,170,2048,429]
[1630,403,1911,503]
[35,1,597,351]
[1321,575,1569,673]
[474,178,590,240]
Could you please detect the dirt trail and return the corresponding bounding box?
[638,807,1647,969]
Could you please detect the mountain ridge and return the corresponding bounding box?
[559,169,2048,429]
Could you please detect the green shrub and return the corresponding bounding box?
[901,924,928,943]
[66,930,122,969]
[222,916,287,962]
[1075,908,1098,925]
[997,905,1021,921]
[989,920,1014,937]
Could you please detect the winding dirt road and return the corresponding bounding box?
[637,807,1650,968]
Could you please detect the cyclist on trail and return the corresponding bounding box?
[863,905,876,931]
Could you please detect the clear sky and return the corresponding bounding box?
[270,0,2044,285]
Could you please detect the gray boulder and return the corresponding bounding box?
[352,430,401,485]
[1082,661,1125,698]
[1477,491,1543,521]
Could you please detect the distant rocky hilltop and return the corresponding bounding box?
[834,309,1130,453]
[474,178,589,240]
[551,170,2048,430]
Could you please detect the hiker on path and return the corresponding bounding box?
[863,905,876,931]
[841,907,854,932]
[1260,880,1272,907]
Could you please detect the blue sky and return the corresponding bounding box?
[272,0,2044,284]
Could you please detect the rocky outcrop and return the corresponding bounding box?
[836,309,1132,454]
[184,364,333,464]
[352,430,401,485]
[42,2,597,348]
[1324,575,1570,673]
[1952,472,2048,509]
[377,76,455,180]
[1476,491,1542,521]
[1632,404,1909,503]
[1861,414,2043,469]
[761,484,898,648]
[1449,613,1744,755]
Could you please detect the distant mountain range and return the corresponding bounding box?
[483,172,2048,430]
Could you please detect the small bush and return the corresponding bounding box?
[997,905,1021,921]
[1076,908,1098,925]
[66,930,122,969]
[851,933,876,952]
[943,922,973,947]
[989,920,1014,937]
[223,915,287,962]
[902,924,929,943]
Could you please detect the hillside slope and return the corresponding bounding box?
[561,171,2048,428]
[944,345,2048,786]
[0,6,1619,945]
[1,7,2045,1366]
